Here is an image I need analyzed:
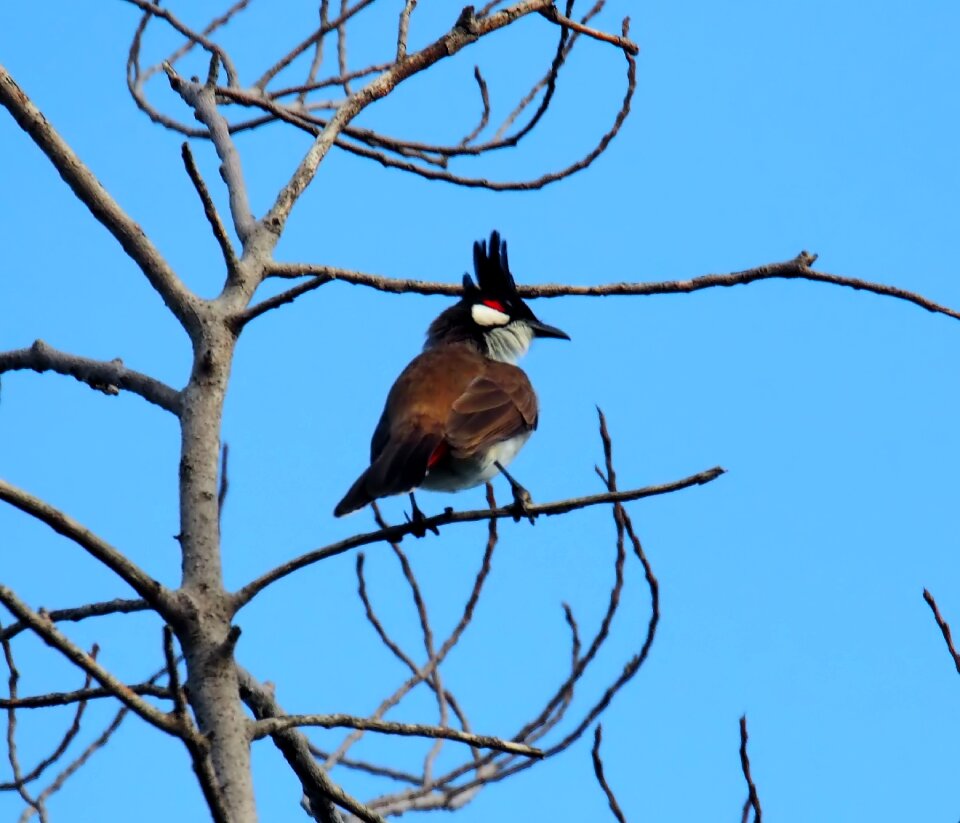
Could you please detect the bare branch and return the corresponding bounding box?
[459,66,491,146]
[2,628,45,821]
[0,684,171,710]
[120,0,241,86]
[180,143,239,276]
[17,704,127,823]
[261,0,553,239]
[0,646,96,792]
[739,715,762,823]
[335,0,351,94]
[923,589,960,675]
[0,598,149,643]
[163,627,189,722]
[164,62,255,246]
[0,340,181,414]
[0,64,198,333]
[0,587,182,737]
[398,412,664,808]
[540,5,638,54]
[254,0,380,90]
[237,668,385,823]
[0,480,174,619]
[269,252,960,323]
[368,504,450,781]
[234,466,724,609]
[251,714,542,757]
[237,275,332,327]
[591,725,627,823]
[396,0,418,61]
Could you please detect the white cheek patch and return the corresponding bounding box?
[471,303,510,327]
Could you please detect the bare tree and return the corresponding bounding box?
[1,3,957,821]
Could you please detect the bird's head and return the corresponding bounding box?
[426,231,570,362]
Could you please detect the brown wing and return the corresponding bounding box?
[446,362,538,458]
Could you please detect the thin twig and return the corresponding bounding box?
[396,0,418,61]
[238,275,333,327]
[0,645,98,791]
[163,626,189,721]
[923,589,960,675]
[261,0,554,239]
[252,714,541,757]
[459,67,490,145]
[237,668,386,823]
[0,684,171,710]
[540,5,638,54]
[326,489,498,772]
[591,725,627,823]
[120,0,241,85]
[369,504,448,782]
[2,626,44,820]
[739,715,762,823]
[0,598,149,643]
[18,705,127,823]
[254,0,379,89]
[180,143,238,275]
[0,587,182,737]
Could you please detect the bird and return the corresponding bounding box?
[333,231,569,533]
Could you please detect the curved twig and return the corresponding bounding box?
[591,725,627,822]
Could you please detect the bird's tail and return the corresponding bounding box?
[333,472,374,517]
[333,429,444,517]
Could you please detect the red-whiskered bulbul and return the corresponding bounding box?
[334,231,569,531]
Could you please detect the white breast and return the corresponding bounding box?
[421,431,532,492]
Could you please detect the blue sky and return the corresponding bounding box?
[2,1,959,820]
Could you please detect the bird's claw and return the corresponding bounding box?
[405,497,439,538]
[509,486,536,524]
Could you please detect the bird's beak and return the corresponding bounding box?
[528,318,570,340]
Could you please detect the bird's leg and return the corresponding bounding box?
[494,461,535,524]
[405,492,439,538]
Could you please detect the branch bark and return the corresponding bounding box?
[266,252,960,322]
[234,465,724,609]
[0,586,182,737]
[0,340,181,414]
[0,480,175,620]
[251,714,542,758]
[261,0,553,240]
[0,64,199,334]
[238,668,386,823]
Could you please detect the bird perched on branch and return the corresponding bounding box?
[334,231,569,534]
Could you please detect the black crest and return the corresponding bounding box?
[464,231,518,299]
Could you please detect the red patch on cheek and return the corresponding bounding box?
[482,299,505,312]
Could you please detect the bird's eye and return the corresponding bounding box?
[482,299,506,312]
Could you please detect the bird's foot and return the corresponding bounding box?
[405,493,439,538]
[495,461,537,524]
